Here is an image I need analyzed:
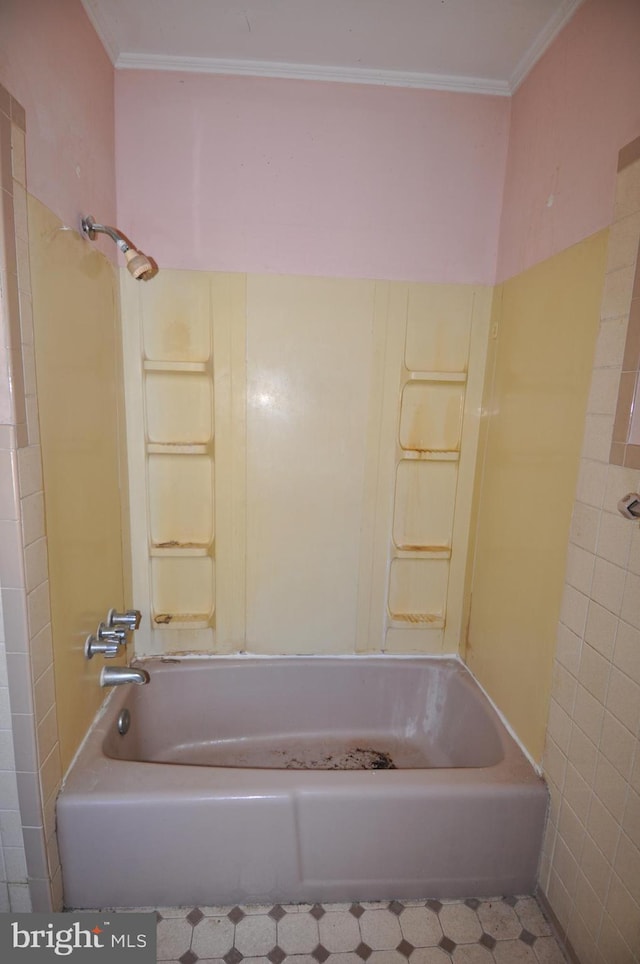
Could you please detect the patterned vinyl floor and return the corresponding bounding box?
[105,895,569,963]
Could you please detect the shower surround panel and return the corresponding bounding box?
[121,272,491,657]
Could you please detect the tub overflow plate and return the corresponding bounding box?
[117,708,131,735]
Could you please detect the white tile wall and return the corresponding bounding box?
[0,590,27,911]
[0,83,57,913]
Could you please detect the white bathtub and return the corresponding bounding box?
[56,657,548,908]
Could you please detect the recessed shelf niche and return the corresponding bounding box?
[384,283,478,651]
[151,555,215,628]
[145,371,213,445]
[388,558,449,626]
[399,380,465,454]
[132,271,217,642]
[148,454,213,549]
[393,460,458,553]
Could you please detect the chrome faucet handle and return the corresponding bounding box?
[84,634,120,659]
[107,608,142,632]
[97,622,127,644]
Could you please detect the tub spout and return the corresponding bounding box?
[100,666,150,687]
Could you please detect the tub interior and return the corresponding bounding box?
[103,658,505,769]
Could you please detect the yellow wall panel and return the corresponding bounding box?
[245,275,376,653]
[466,231,608,762]
[29,196,127,773]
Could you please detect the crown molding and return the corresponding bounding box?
[88,0,585,97]
[114,53,512,96]
[80,0,120,63]
[509,0,585,92]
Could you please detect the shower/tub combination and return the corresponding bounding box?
[57,656,547,909]
[58,228,547,910]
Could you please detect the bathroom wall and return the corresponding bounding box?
[114,68,512,657]
[538,146,640,964]
[466,0,640,957]
[115,71,510,284]
[467,232,608,762]
[121,270,491,656]
[0,84,50,913]
[0,0,116,256]
[28,196,128,773]
[497,0,640,282]
[468,0,640,758]
[115,2,640,683]
[0,593,27,911]
[115,6,640,956]
[0,0,635,942]
[0,0,120,911]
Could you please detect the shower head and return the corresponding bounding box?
[124,249,154,280]
[81,215,156,281]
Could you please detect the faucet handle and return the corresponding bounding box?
[97,622,127,644]
[84,634,120,659]
[107,608,142,632]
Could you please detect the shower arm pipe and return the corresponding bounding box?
[81,216,132,252]
[81,214,156,281]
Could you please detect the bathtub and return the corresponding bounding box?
[56,657,547,908]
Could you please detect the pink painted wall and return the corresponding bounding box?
[115,72,509,284]
[3,0,633,287]
[497,0,640,281]
[0,0,116,246]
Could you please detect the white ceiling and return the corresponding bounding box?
[81,0,584,95]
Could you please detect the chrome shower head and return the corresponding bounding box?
[81,215,156,281]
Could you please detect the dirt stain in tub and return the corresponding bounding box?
[284,748,396,770]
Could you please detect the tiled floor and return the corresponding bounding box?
[112,896,570,963]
